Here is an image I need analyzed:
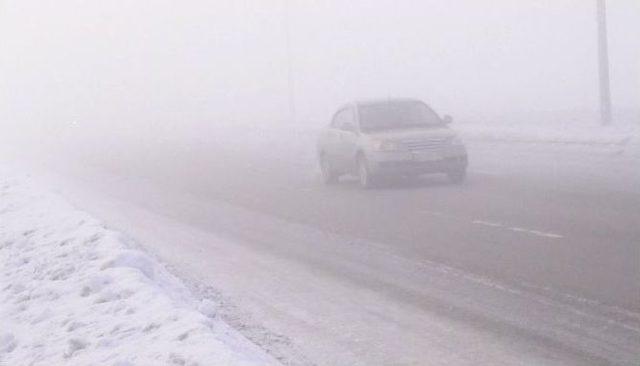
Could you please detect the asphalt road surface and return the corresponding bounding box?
[90,138,639,308]
[42,137,640,365]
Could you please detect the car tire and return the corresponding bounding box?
[447,169,466,184]
[320,155,339,185]
[357,156,377,189]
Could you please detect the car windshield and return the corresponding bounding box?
[359,101,443,132]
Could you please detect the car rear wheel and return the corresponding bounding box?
[320,155,339,184]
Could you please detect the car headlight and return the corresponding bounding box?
[449,135,464,145]
[371,139,403,152]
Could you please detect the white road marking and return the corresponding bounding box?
[509,226,528,232]
[473,221,564,239]
[524,230,564,239]
[472,220,503,227]
[469,169,502,176]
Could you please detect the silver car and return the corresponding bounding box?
[317,99,468,188]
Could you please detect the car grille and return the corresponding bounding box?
[403,138,448,152]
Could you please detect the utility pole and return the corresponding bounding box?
[283,0,297,124]
[596,0,612,125]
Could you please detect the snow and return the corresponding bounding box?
[460,121,636,145]
[456,114,639,155]
[0,172,279,366]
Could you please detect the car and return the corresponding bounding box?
[317,98,468,188]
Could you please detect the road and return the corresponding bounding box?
[40,136,640,365]
[85,137,639,308]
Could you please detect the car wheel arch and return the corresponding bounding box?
[354,150,367,171]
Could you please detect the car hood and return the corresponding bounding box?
[365,127,457,141]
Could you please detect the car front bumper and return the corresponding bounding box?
[368,147,468,176]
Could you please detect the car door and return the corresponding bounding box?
[322,109,346,168]
[335,106,359,172]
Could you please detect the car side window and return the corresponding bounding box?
[340,108,356,132]
[330,107,357,132]
[338,108,356,132]
[330,109,344,129]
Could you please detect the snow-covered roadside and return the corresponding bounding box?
[456,117,639,151]
[0,172,279,366]
[459,123,636,145]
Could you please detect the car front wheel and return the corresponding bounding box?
[357,156,377,189]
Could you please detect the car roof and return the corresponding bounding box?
[334,98,427,115]
[355,98,422,106]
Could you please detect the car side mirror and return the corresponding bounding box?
[443,115,453,124]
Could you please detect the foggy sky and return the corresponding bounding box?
[0,0,638,138]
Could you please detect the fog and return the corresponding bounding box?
[1,0,638,147]
[1,2,640,365]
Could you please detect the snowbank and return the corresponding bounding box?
[459,122,636,146]
[455,111,639,147]
[0,173,279,365]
